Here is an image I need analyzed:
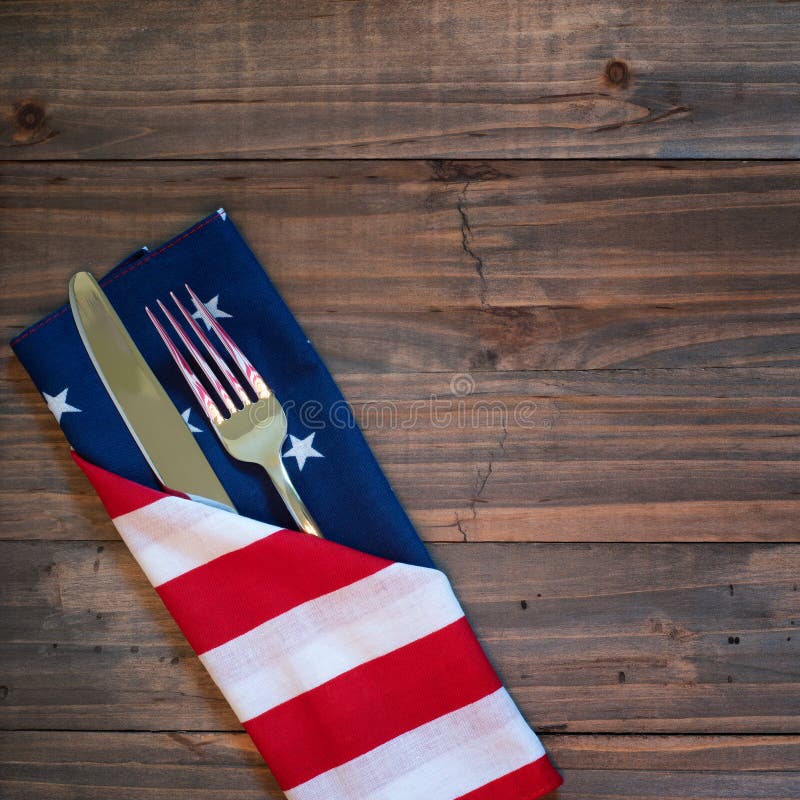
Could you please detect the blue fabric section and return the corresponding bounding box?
[12,211,433,568]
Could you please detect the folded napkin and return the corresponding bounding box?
[13,209,430,568]
[12,210,562,800]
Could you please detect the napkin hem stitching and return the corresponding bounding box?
[11,212,220,346]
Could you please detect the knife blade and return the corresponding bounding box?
[69,271,235,511]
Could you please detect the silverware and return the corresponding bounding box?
[68,271,236,511]
[147,286,323,538]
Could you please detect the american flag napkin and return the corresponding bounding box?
[11,210,562,799]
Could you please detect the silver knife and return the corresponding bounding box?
[69,271,235,511]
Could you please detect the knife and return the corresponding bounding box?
[69,271,235,511]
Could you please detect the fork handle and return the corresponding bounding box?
[263,459,324,538]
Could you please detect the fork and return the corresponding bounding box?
[146,286,323,538]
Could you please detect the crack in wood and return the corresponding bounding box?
[457,182,488,307]
[592,104,692,134]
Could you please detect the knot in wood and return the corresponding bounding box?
[605,60,629,87]
[15,101,45,131]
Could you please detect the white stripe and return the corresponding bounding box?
[287,688,546,800]
[200,562,464,721]
[113,497,282,586]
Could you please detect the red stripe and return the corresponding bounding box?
[245,616,501,790]
[74,453,167,518]
[455,756,563,800]
[156,530,391,654]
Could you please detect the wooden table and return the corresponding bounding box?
[1,2,799,797]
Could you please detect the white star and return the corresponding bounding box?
[181,408,202,433]
[43,388,81,424]
[283,433,324,471]
[192,295,232,330]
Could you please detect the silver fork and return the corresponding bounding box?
[146,286,323,538]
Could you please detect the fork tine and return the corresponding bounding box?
[185,284,271,400]
[170,291,250,407]
[157,299,238,414]
[146,306,225,426]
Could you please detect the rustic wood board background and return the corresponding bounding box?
[1,2,798,798]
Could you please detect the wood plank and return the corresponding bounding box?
[2,161,798,370]
[3,363,798,542]
[1,733,799,800]
[344,369,800,542]
[1,541,797,733]
[0,732,282,800]
[0,1,798,159]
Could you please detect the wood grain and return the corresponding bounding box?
[1,732,799,800]
[1,1,798,159]
[2,161,798,371]
[1,541,797,733]
[3,363,799,542]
